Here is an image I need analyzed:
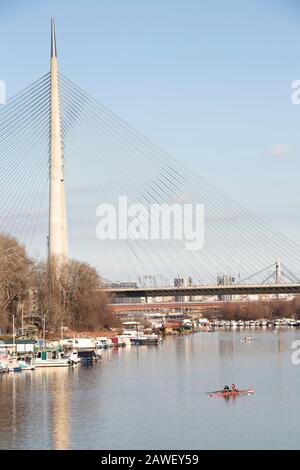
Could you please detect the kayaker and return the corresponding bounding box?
[223,385,230,391]
[231,384,237,393]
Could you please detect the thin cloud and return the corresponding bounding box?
[268,143,289,157]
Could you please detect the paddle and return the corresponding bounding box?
[206,388,228,395]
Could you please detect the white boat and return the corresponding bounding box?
[35,358,70,367]
[116,335,131,346]
[19,363,35,370]
[8,358,22,372]
[61,338,99,363]
[35,350,71,368]
[123,330,161,345]
[66,351,81,364]
[0,359,9,373]
[17,356,36,370]
[95,337,113,349]
[237,320,245,328]
[131,333,161,345]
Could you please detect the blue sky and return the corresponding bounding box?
[1,0,300,269]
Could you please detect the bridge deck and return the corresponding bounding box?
[104,283,300,298]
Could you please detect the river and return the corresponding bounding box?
[0,329,300,450]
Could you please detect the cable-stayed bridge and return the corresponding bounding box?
[1,19,300,300]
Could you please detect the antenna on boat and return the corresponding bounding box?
[21,304,24,337]
[12,314,16,356]
[43,315,46,349]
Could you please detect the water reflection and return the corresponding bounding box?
[40,368,71,450]
[0,368,73,449]
[219,339,235,357]
[1,330,300,450]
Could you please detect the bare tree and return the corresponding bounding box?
[30,257,119,332]
[0,234,31,331]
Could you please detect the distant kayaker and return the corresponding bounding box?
[223,385,230,392]
[231,384,237,393]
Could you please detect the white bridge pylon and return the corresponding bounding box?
[49,18,68,264]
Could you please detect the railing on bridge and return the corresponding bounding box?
[104,282,300,299]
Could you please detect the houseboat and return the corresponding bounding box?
[95,337,113,349]
[17,355,36,370]
[61,338,100,364]
[35,350,71,367]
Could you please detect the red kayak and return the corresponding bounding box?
[209,389,254,397]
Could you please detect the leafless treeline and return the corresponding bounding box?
[0,234,119,333]
[217,297,300,320]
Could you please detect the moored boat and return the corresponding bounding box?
[35,350,71,367]
[17,355,36,370]
[61,338,99,364]
[131,333,161,345]
[8,358,22,372]
[95,337,113,349]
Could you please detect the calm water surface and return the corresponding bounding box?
[1,329,300,450]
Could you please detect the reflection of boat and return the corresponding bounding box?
[209,389,254,397]
[240,337,254,342]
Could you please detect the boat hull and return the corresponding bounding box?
[35,360,70,368]
[209,389,254,397]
